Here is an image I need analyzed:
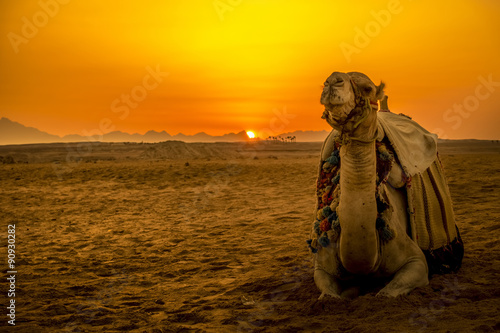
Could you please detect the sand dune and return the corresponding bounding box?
[0,140,499,332]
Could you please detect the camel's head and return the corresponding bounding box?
[320,72,385,131]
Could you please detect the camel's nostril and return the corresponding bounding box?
[333,79,344,87]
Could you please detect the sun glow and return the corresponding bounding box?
[246,131,255,139]
[0,1,499,139]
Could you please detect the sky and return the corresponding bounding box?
[1,0,500,140]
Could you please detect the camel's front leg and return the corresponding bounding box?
[314,267,342,299]
[314,243,343,299]
[377,256,428,297]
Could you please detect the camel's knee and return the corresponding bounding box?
[314,268,341,298]
[377,258,428,297]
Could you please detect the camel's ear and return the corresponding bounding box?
[375,81,385,101]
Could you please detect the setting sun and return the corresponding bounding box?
[246,131,255,139]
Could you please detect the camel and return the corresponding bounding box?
[309,71,462,299]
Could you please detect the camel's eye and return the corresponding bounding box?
[363,86,373,94]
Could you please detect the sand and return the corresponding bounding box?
[0,140,499,332]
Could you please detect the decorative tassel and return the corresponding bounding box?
[311,238,318,249]
[379,151,392,161]
[332,219,341,233]
[332,174,340,185]
[379,226,395,242]
[329,200,339,212]
[376,216,395,243]
[314,220,321,236]
[318,233,330,247]
[320,218,331,232]
[326,150,340,166]
[321,191,330,204]
[327,211,338,223]
[322,162,332,172]
[306,239,318,253]
[322,206,333,218]
[316,209,325,221]
[377,143,393,161]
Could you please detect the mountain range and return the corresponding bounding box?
[0,117,330,145]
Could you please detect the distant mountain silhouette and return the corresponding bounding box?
[0,117,61,145]
[0,117,329,145]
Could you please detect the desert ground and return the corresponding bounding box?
[0,140,499,332]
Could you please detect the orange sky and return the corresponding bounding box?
[1,0,500,139]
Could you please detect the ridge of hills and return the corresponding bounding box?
[0,117,330,145]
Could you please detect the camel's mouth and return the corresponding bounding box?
[321,105,331,120]
[321,110,347,131]
[321,103,344,122]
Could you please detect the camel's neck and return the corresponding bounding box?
[338,116,379,274]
